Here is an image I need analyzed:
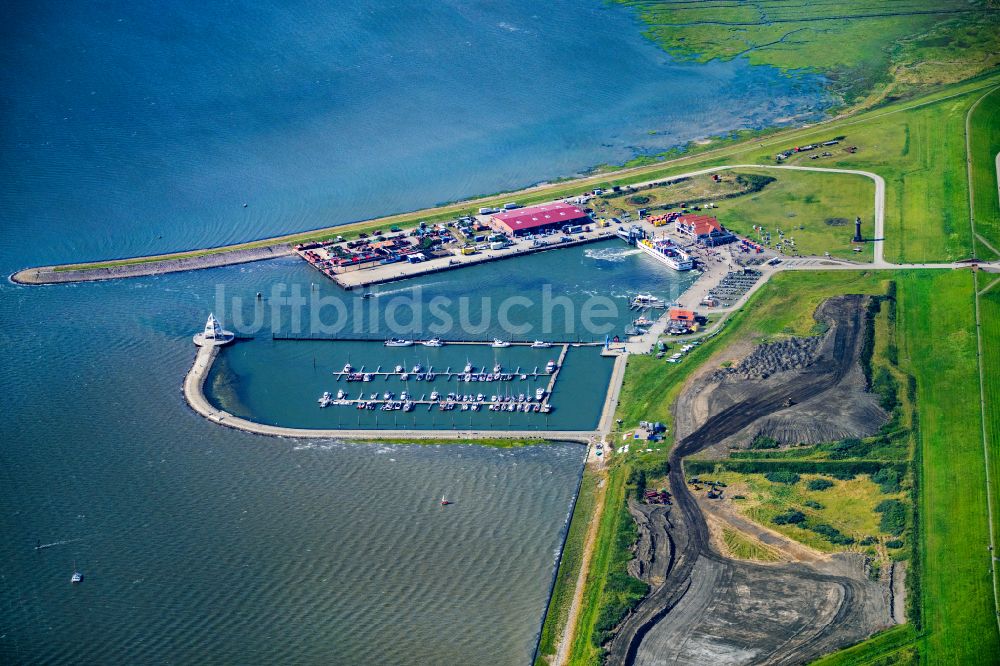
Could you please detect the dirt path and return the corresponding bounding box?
[554,465,607,666]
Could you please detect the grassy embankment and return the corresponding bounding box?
[353,437,550,448]
[46,73,1000,274]
[535,470,599,665]
[969,86,1000,258]
[615,0,1000,109]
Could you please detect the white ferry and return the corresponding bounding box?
[636,237,694,271]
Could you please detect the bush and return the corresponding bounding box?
[750,434,780,450]
[831,470,857,480]
[872,467,902,493]
[807,478,834,491]
[627,195,650,205]
[765,470,800,485]
[804,500,824,509]
[773,509,806,525]
[875,499,907,535]
[829,437,868,460]
[886,539,905,549]
[860,535,877,546]
[873,367,901,413]
[809,523,855,545]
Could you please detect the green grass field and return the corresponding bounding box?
[716,169,875,261]
[969,86,1000,258]
[976,274,1000,623]
[722,526,781,562]
[895,270,999,662]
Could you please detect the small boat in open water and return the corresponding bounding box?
[71,563,83,584]
[440,496,451,506]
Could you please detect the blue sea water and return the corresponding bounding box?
[0,1,829,663]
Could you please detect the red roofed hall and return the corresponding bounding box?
[491,202,588,236]
[674,214,737,246]
[669,308,696,323]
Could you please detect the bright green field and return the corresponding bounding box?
[896,270,999,663]
[969,86,1000,258]
[715,169,875,261]
[977,274,1000,622]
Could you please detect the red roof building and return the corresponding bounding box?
[669,308,696,323]
[674,214,737,246]
[491,202,588,235]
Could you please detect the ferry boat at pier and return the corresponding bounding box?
[636,237,694,271]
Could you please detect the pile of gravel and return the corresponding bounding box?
[715,336,823,380]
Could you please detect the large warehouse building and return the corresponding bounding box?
[491,202,589,236]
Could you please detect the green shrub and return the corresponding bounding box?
[875,499,907,535]
[860,535,877,546]
[886,539,905,549]
[773,509,806,525]
[809,523,855,545]
[765,470,800,484]
[750,434,780,450]
[807,478,834,491]
[804,500,824,509]
[873,467,902,493]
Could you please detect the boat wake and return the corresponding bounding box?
[35,537,85,551]
[584,247,641,262]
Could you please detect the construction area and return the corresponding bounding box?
[604,296,900,665]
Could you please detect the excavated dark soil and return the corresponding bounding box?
[606,295,895,666]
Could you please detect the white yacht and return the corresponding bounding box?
[342,362,353,373]
[530,340,551,348]
[430,390,440,401]
[411,363,423,373]
[493,363,502,374]
[336,389,346,400]
[491,339,511,348]
[535,387,546,400]
[318,392,332,408]
[385,338,414,347]
[545,360,556,373]
[422,338,444,347]
[463,361,473,373]
[400,390,409,401]
[394,364,404,373]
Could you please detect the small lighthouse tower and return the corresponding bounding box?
[193,313,234,347]
[852,216,863,243]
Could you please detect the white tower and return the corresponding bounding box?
[193,313,235,347]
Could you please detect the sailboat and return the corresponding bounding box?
[440,496,452,506]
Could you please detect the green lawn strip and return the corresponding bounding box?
[969,86,1000,258]
[566,466,628,666]
[897,270,1000,662]
[536,470,599,665]
[977,278,1000,617]
[810,624,920,665]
